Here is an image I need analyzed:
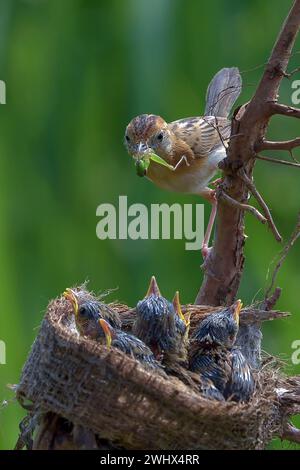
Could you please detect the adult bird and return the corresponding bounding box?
[124,68,242,257]
[63,288,121,338]
[133,277,189,363]
[189,300,255,402]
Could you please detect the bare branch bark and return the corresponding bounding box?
[196,0,300,305]
[219,189,267,224]
[270,102,300,118]
[257,137,300,151]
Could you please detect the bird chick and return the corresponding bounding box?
[189,300,254,402]
[133,277,189,363]
[99,319,162,370]
[64,289,161,370]
[63,288,121,338]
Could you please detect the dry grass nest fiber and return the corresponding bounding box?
[17,288,286,450]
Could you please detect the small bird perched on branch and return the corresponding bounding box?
[189,300,254,402]
[124,68,242,257]
[133,276,189,364]
[99,319,162,370]
[63,288,121,338]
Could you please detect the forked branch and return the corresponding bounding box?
[196,0,300,305]
[256,154,300,168]
[218,190,267,225]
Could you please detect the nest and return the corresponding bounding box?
[16,290,298,450]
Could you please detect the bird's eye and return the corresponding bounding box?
[79,306,87,316]
[157,132,164,142]
[125,135,130,143]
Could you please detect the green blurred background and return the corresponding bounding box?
[0,0,299,450]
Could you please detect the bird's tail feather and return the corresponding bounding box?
[204,67,242,117]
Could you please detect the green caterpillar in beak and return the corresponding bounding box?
[136,158,150,177]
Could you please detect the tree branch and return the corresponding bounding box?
[283,65,300,78]
[237,169,282,242]
[196,0,300,305]
[269,102,300,118]
[256,137,300,151]
[262,287,282,311]
[218,189,267,225]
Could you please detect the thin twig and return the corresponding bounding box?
[284,65,300,78]
[262,287,282,311]
[289,149,300,163]
[256,154,300,168]
[257,137,300,151]
[238,169,282,242]
[269,102,300,118]
[265,212,300,300]
[218,190,267,224]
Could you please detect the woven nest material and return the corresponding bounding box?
[16,291,290,450]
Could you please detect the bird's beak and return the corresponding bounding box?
[172,291,189,326]
[134,142,151,159]
[145,275,161,297]
[99,319,112,349]
[63,288,79,317]
[232,299,242,325]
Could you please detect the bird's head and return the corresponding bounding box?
[145,275,161,297]
[124,114,173,168]
[136,276,170,322]
[63,289,103,339]
[193,300,242,348]
[135,276,177,350]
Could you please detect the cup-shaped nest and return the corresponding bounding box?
[16,289,284,450]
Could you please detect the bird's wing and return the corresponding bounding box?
[225,348,255,402]
[190,351,229,393]
[201,378,225,401]
[168,116,231,158]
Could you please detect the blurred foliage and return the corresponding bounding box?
[0,0,299,450]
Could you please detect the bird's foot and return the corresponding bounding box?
[210,178,223,188]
